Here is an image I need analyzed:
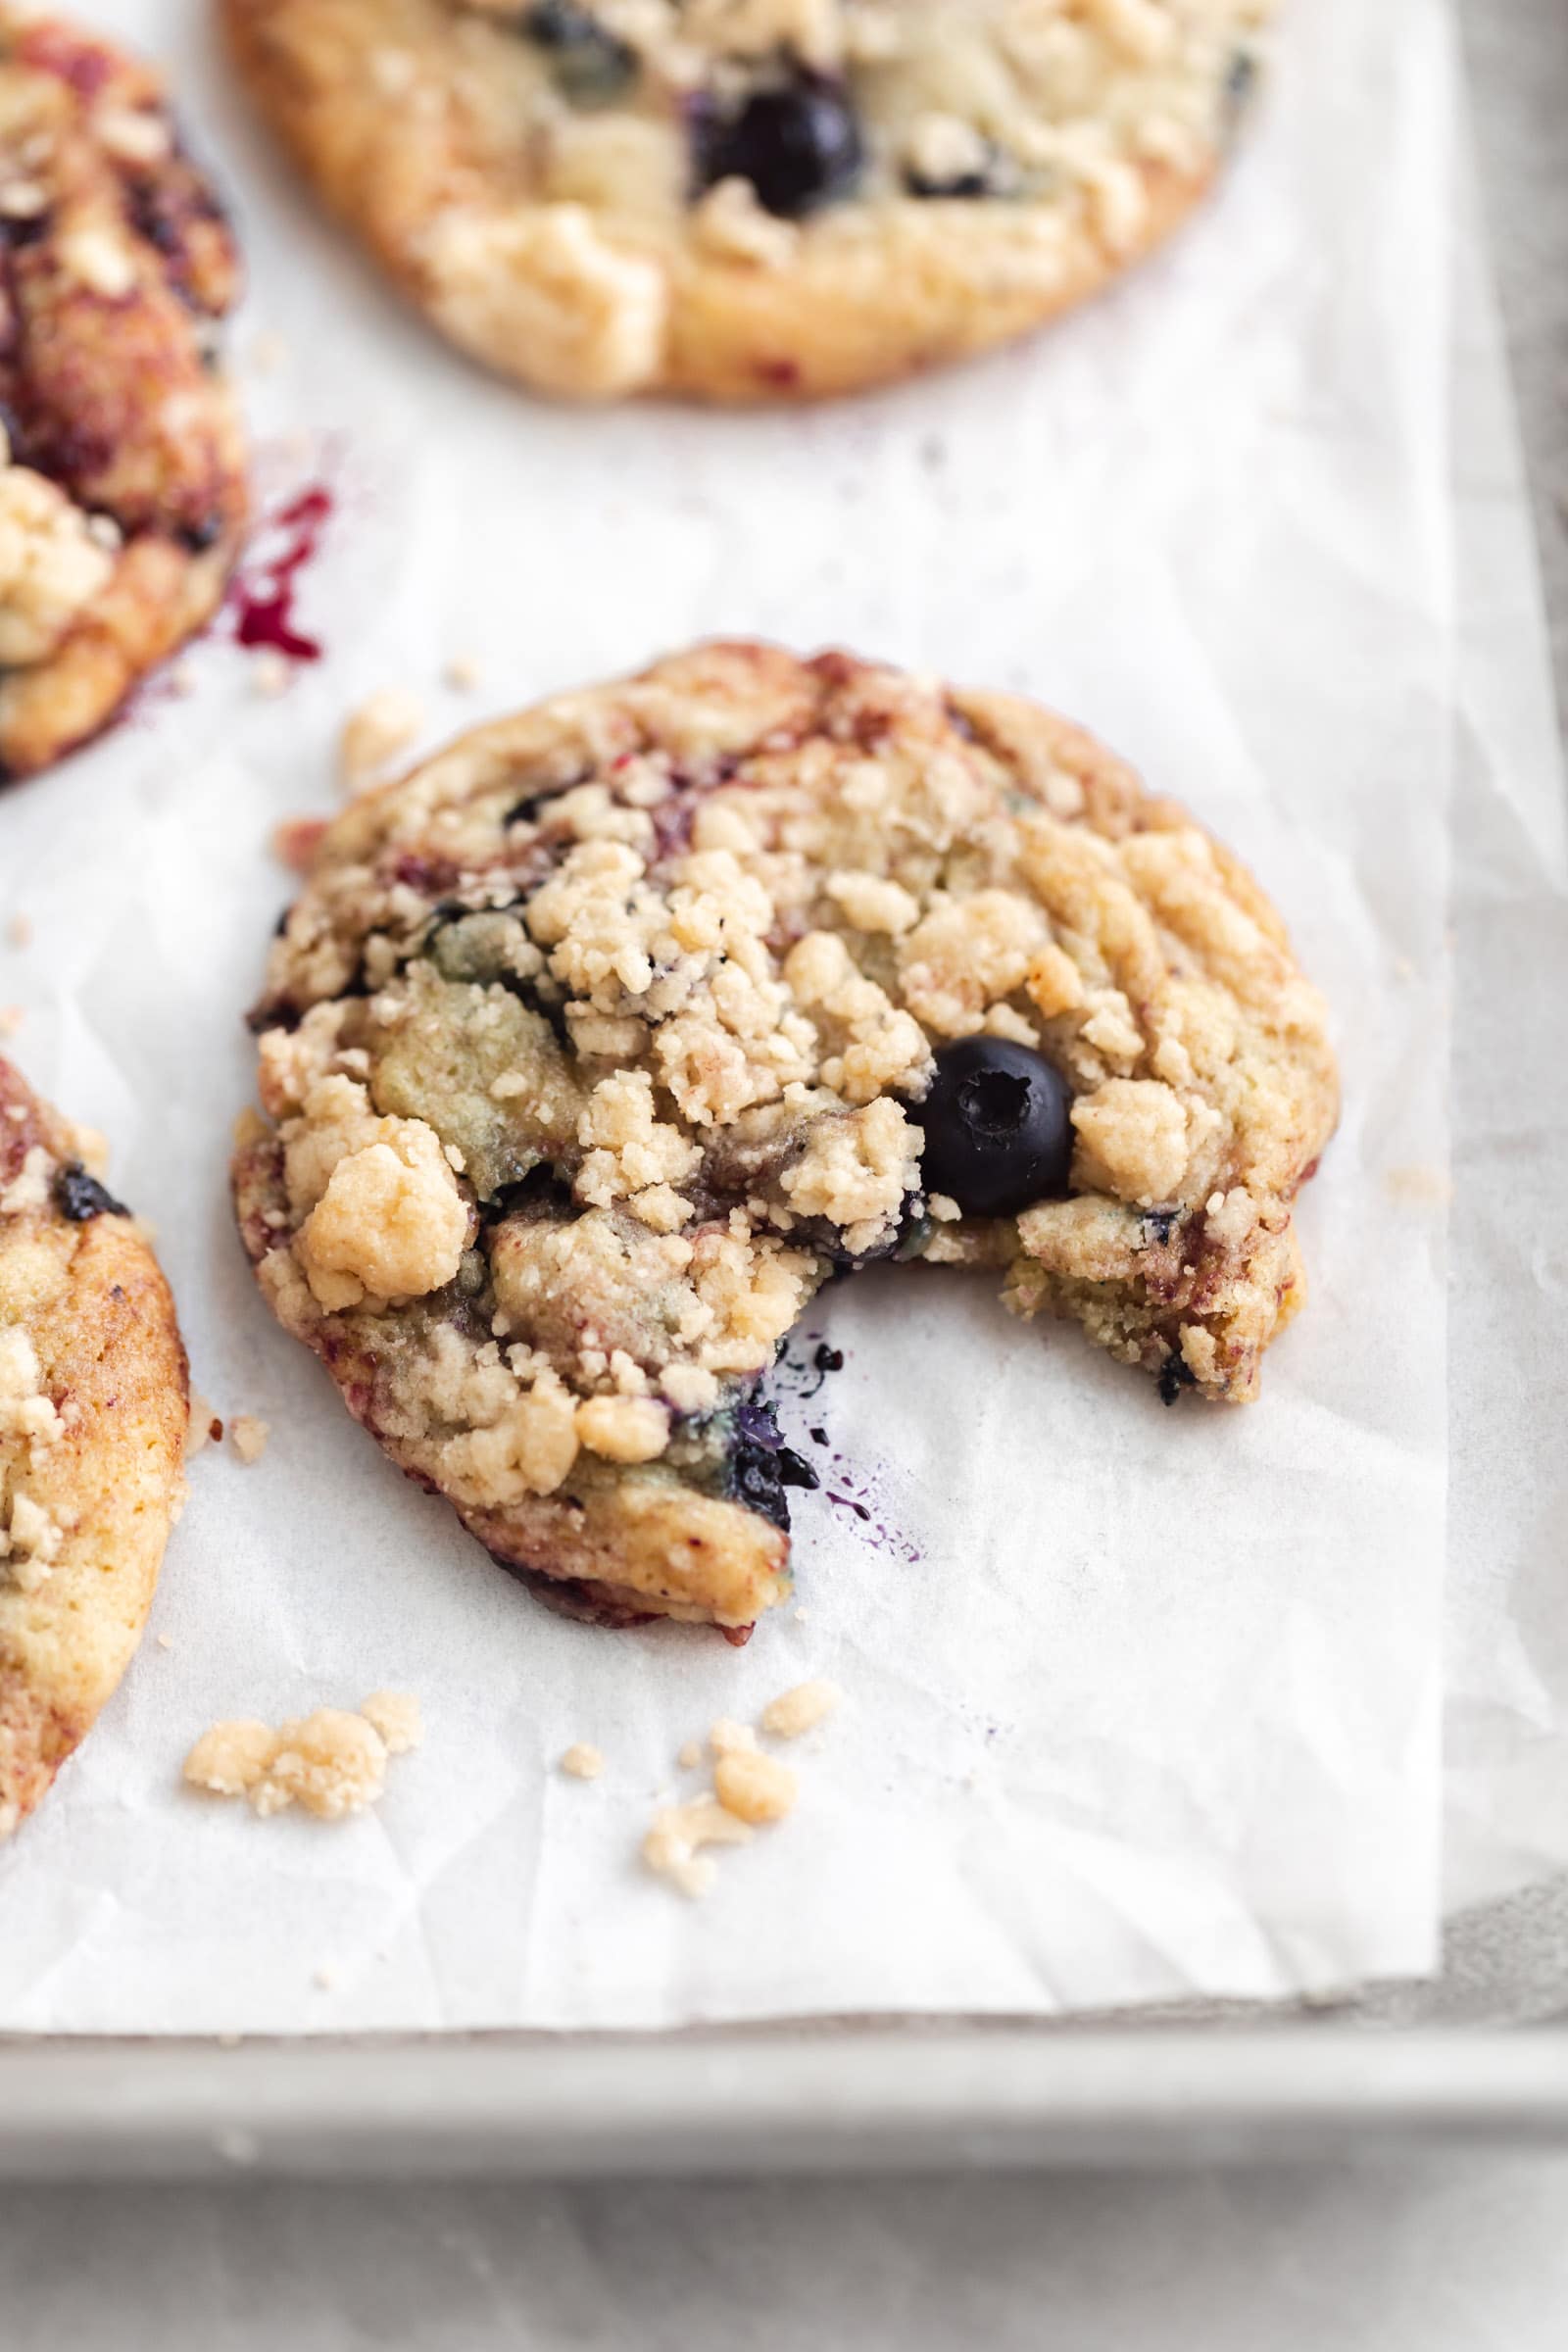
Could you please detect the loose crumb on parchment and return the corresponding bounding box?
[183,1692,420,1821]
[184,1392,224,1457]
[229,1414,270,1464]
[560,1741,605,1781]
[642,1682,842,1898]
[339,687,425,789]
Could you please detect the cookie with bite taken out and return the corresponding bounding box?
[234,642,1337,1641]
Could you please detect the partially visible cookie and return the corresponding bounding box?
[235,642,1336,1641]
[221,0,1273,403]
[0,8,246,779]
[0,1056,188,1840]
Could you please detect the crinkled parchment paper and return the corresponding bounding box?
[0,0,1474,2031]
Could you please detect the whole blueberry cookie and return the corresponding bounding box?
[235,643,1337,1638]
[0,8,246,779]
[221,0,1273,402]
[1,1056,189,1840]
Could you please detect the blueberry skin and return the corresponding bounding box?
[52,1161,128,1222]
[522,1,637,105]
[724,1396,820,1532]
[912,1038,1073,1219]
[695,79,864,220]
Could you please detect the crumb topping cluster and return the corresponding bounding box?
[183,1690,423,1820]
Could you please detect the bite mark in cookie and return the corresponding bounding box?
[234,643,1338,1640]
[221,0,1275,402]
[0,8,246,777]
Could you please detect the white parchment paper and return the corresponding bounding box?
[0,0,1465,2031]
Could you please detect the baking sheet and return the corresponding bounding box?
[0,0,1465,2033]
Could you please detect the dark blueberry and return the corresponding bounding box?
[1224,48,1258,120]
[1157,1352,1198,1408]
[53,1161,128,1222]
[695,77,863,220]
[523,2,637,106]
[812,1344,843,1375]
[724,1395,819,1530]
[912,1038,1072,1220]
[0,207,50,249]
[176,514,223,553]
[1142,1208,1177,1247]
[809,1426,828,1446]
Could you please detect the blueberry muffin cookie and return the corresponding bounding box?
[1,1057,189,1839]
[0,8,245,779]
[235,643,1336,1636]
[221,0,1274,402]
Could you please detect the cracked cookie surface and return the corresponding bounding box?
[221,0,1273,402]
[235,642,1337,1638]
[0,1056,189,1839]
[0,7,245,778]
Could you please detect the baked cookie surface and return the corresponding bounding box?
[0,7,245,778]
[221,0,1273,402]
[0,1057,189,1840]
[236,642,1337,1637]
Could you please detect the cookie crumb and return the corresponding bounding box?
[166,660,196,698]
[4,913,30,949]
[676,1739,703,1770]
[708,1716,757,1757]
[560,1741,605,1781]
[184,1392,223,1457]
[760,1679,842,1740]
[361,1689,423,1754]
[444,653,481,691]
[642,1796,752,1898]
[229,1414,270,1464]
[713,1747,797,1826]
[339,687,425,788]
[182,1697,417,1821]
[1385,1164,1452,1209]
[156,1633,174,1651]
[0,1006,22,1040]
[250,650,291,698]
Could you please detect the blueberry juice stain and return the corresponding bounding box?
[226,484,334,662]
[770,1334,921,1567]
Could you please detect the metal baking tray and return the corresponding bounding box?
[5,1880,1568,2178]
[2,3,1561,2185]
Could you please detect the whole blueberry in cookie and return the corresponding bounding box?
[695,78,864,220]
[914,1040,1072,1220]
[235,645,1337,1643]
